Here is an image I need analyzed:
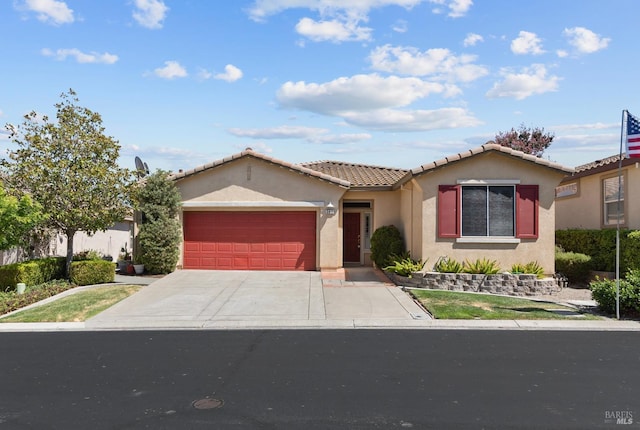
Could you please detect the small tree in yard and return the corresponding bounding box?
[1,89,134,276]
[135,170,181,274]
[494,123,554,157]
[0,183,45,250]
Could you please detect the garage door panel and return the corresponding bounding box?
[183,211,316,271]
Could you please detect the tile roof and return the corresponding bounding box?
[561,152,637,181]
[169,148,350,188]
[410,143,574,177]
[299,160,410,189]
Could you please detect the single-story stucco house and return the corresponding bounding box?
[169,143,573,275]
[556,153,640,230]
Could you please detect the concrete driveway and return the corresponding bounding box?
[86,268,430,329]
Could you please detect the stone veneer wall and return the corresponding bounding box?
[387,272,560,296]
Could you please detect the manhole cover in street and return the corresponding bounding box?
[192,398,224,410]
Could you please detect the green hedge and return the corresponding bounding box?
[0,257,66,291]
[69,260,115,286]
[555,251,592,284]
[556,229,640,273]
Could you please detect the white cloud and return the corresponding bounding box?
[295,17,371,42]
[511,31,545,55]
[228,125,371,144]
[444,0,472,18]
[341,107,482,131]
[392,19,408,33]
[463,33,483,47]
[247,1,468,43]
[152,61,187,79]
[277,74,449,115]
[563,27,610,54]
[41,48,118,64]
[132,0,169,29]
[19,0,74,25]
[276,73,480,131]
[247,0,424,22]
[229,125,328,139]
[369,45,488,83]
[214,64,244,82]
[556,49,568,58]
[428,0,472,17]
[486,64,560,100]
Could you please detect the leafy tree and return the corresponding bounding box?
[0,184,45,250]
[1,89,134,276]
[494,124,554,157]
[135,169,182,274]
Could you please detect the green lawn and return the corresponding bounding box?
[0,285,141,323]
[411,289,601,320]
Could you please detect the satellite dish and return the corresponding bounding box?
[134,156,147,177]
[143,162,149,175]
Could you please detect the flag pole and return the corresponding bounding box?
[616,110,626,320]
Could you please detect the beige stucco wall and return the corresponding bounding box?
[556,165,640,230]
[175,157,347,270]
[413,152,566,275]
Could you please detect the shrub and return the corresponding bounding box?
[384,255,426,277]
[69,260,115,286]
[135,170,182,274]
[433,257,463,273]
[72,250,102,261]
[0,257,65,291]
[370,225,405,268]
[511,261,545,278]
[590,270,640,317]
[555,250,592,285]
[462,258,500,274]
[556,229,640,273]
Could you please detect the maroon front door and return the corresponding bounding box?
[343,212,361,263]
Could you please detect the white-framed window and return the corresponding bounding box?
[603,176,624,226]
[364,212,372,250]
[461,185,515,237]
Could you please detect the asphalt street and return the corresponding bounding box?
[1,330,638,429]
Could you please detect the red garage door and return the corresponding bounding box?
[183,211,316,270]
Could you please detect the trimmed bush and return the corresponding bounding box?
[555,250,592,285]
[556,229,640,273]
[370,225,405,268]
[590,270,640,317]
[69,260,115,286]
[0,257,65,291]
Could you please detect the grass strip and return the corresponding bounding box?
[0,285,141,323]
[410,289,601,320]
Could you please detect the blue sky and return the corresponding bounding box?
[1,0,637,173]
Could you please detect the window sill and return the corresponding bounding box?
[456,237,521,244]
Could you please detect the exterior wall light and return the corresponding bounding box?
[325,201,336,216]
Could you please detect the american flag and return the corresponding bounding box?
[627,111,640,158]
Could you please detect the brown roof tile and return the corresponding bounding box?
[299,160,409,189]
[560,152,637,182]
[410,143,574,177]
[170,148,351,188]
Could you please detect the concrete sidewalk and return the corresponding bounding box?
[1,268,639,331]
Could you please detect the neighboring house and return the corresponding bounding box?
[0,220,134,265]
[556,154,640,230]
[170,143,572,275]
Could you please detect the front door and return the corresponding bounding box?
[343,212,361,263]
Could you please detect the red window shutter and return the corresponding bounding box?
[438,185,460,238]
[516,185,538,239]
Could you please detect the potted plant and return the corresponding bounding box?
[133,261,145,275]
[117,247,132,273]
